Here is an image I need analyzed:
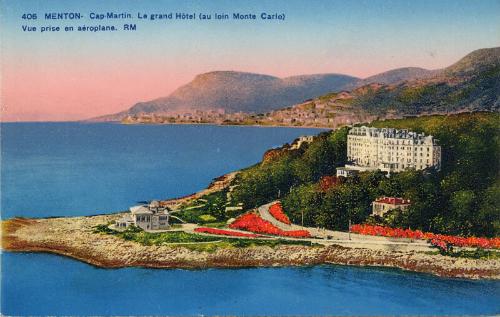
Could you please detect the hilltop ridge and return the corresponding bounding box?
[92,47,499,124]
[92,72,359,121]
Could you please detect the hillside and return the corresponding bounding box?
[360,67,440,85]
[229,112,500,237]
[260,47,499,126]
[93,72,359,121]
[445,47,500,76]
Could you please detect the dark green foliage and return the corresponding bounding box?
[176,190,229,223]
[476,181,500,237]
[231,127,349,209]
[282,184,322,227]
[92,224,117,234]
[368,113,499,236]
[231,152,297,208]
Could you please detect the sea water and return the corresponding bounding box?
[1,122,499,316]
[1,122,326,218]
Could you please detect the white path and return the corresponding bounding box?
[256,200,433,251]
[257,200,348,239]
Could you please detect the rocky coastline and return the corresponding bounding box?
[2,215,499,280]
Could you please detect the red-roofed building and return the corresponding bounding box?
[372,197,411,217]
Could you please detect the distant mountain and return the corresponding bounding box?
[266,47,499,124]
[92,47,499,122]
[93,72,359,121]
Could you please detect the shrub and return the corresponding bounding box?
[92,224,115,234]
[198,214,217,223]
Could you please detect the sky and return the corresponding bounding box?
[1,0,499,121]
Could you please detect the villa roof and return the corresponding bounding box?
[374,197,411,205]
[117,214,134,222]
[130,205,153,214]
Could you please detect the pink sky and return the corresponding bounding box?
[2,0,499,122]
[2,58,192,121]
[0,52,459,122]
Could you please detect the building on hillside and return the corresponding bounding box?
[338,126,441,175]
[290,135,314,150]
[372,197,411,217]
[115,200,170,230]
[336,167,359,178]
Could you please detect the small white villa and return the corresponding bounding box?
[290,135,314,150]
[115,200,170,230]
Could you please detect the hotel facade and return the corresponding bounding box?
[340,126,441,174]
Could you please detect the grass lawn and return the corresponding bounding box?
[93,224,319,252]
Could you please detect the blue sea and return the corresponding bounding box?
[1,122,326,218]
[1,122,499,316]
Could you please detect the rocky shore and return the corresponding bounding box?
[2,215,499,280]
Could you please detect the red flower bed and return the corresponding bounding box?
[430,238,448,252]
[350,224,500,249]
[194,227,261,238]
[229,213,310,238]
[268,202,291,225]
[319,175,342,191]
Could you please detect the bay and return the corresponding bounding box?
[1,122,499,316]
[1,122,325,218]
[2,253,499,316]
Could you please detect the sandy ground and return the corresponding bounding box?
[2,215,499,279]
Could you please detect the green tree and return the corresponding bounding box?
[476,182,500,236]
[448,190,477,235]
[282,184,322,226]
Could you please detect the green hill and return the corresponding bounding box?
[230,112,500,237]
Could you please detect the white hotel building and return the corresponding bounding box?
[339,126,441,174]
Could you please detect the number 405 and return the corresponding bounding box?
[22,13,37,19]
